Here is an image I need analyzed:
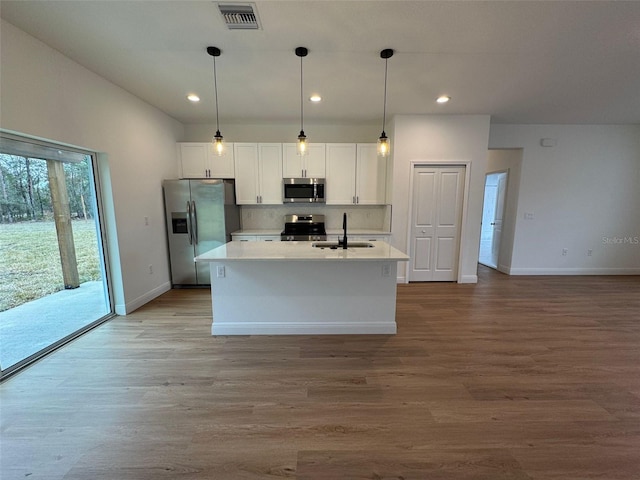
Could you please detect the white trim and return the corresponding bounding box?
[508,268,640,276]
[497,263,512,274]
[213,321,397,336]
[116,281,171,315]
[460,274,478,283]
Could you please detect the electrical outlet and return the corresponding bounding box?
[382,264,391,277]
[148,264,153,274]
[562,248,568,256]
[144,216,150,226]
[587,249,593,256]
[216,265,225,278]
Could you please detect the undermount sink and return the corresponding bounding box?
[311,241,374,249]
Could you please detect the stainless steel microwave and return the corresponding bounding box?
[283,178,326,203]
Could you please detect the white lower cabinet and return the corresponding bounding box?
[232,235,257,242]
[177,142,235,178]
[256,235,281,242]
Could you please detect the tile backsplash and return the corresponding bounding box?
[241,204,391,231]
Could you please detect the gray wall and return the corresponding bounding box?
[1,20,184,313]
[490,124,640,274]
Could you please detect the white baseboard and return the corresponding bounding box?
[507,267,640,276]
[460,274,478,283]
[212,321,397,336]
[115,281,171,315]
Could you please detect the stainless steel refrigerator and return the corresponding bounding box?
[163,179,240,286]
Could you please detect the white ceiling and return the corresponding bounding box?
[2,1,640,126]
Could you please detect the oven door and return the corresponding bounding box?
[283,178,325,203]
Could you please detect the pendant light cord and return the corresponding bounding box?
[300,55,304,132]
[213,56,220,132]
[382,57,388,133]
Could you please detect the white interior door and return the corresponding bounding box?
[409,166,465,281]
[479,171,508,269]
[491,173,508,266]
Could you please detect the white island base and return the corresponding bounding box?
[196,241,409,335]
[208,260,398,335]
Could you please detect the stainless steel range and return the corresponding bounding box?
[281,214,327,241]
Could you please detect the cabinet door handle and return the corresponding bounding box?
[356,196,359,204]
[353,196,356,204]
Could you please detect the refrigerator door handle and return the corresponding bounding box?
[191,200,198,244]
[186,201,193,245]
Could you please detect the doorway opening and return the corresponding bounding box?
[479,171,508,269]
[0,134,113,379]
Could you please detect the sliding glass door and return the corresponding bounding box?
[0,135,113,378]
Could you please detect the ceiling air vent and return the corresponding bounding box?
[218,3,261,30]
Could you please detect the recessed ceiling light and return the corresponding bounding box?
[436,95,451,104]
[187,93,200,103]
[309,94,322,103]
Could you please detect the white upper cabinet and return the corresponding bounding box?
[326,143,387,205]
[178,141,386,206]
[234,143,283,205]
[258,143,284,204]
[355,143,387,205]
[282,143,326,178]
[326,143,357,204]
[177,142,234,179]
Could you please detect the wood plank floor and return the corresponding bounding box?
[2,266,640,479]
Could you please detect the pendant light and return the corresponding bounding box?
[377,48,394,157]
[207,46,224,156]
[295,47,308,156]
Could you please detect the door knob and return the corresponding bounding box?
[421,229,426,234]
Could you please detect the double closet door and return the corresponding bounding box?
[409,166,465,282]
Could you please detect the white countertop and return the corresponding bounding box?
[231,229,282,236]
[231,229,391,236]
[196,240,409,262]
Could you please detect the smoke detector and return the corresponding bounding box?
[217,3,261,30]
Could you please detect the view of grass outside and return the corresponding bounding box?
[0,220,101,312]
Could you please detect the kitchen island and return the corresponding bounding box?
[195,241,409,335]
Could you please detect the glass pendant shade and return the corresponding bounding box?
[377,131,390,157]
[213,130,224,156]
[297,130,308,156]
